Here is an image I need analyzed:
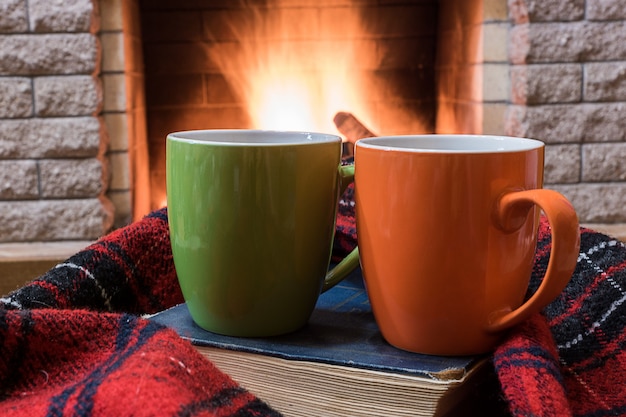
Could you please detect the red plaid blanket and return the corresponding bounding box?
[494,220,626,416]
[1,193,625,416]
[0,209,280,417]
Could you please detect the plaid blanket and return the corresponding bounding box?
[494,220,626,416]
[0,209,280,417]
[1,195,625,416]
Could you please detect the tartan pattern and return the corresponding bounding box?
[0,309,277,417]
[1,198,626,416]
[0,209,182,315]
[0,208,281,417]
[332,183,358,261]
[494,220,626,417]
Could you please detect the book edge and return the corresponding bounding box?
[150,303,483,382]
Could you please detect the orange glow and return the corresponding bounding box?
[253,77,319,131]
[208,0,379,136]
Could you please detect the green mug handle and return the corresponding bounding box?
[322,164,360,292]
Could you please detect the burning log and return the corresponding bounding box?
[333,112,377,144]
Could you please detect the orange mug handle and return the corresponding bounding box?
[487,189,580,332]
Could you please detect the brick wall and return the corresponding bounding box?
[2,0,626,245]
[0,0,115,243]
[507,0,626,222]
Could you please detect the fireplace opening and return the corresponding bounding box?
[130,0,492,214]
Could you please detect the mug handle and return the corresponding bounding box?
[322,164,360,292]
[487,189,580,332]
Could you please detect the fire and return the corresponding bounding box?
[253,77,319,131]
[207,0,378,136]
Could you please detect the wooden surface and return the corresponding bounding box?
[583,224,626,242]
[0,241,92,296]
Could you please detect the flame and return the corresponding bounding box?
[253,77,319,131]
[207,0,378,135]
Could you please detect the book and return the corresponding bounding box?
[150,268,504,417]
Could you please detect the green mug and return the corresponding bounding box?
[166,130,359,337]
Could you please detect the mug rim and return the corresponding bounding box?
[356,134,544,154]
[167,129,342,146]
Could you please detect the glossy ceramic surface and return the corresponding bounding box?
[167,130,358,337]
[355,135,580,355]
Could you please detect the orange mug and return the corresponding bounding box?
[354,135,580,355]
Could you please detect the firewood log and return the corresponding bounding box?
[333,112,377,144]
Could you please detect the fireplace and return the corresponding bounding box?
[137,0,510,211]
[1,0,626,244]
[139,0,440,210]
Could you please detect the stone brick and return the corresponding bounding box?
[587,0,626,20]
[108,152,129,190]
[484,0,507,21]
[509,22,626,64]
[0,160,38,199]
[579,103,626,142]
[544,144,580,184]
[34,76,101,116]
[483,103,506,134]
[99,0,123,32]
[483,63,509,101]
[0,34,98,75]
[0,77,33,118]
[0,199,113,242]
[511,64,582,104]
[102,73,126,112]
[582,143,626,182]
[103,113,128,152]
[508,0,584,24]
[586,22,626,61]
[506,103,626,143]
[550,183,626,223]
[28,0,95,33]
[584,62,626,102]
[39,158,103,198]
[0,0,27,33]
[106,190,132,229]
[483,23,508,62]
[0,117,101,159]
[100,32,124,72]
